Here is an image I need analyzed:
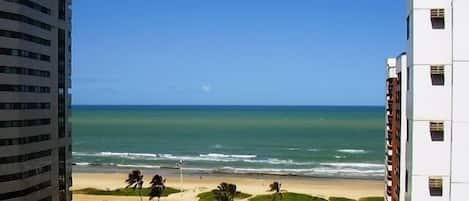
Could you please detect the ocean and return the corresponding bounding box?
[72,105,385,179]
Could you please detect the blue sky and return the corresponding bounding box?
[72,0,406,105]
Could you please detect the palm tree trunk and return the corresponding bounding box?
[138,188,143,201]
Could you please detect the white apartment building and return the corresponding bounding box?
[0,0,72,201]
[386,0,469,201]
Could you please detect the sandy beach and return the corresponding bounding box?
[72,167,383,201]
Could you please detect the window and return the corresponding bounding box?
[0,165,51,182]
[58,29,68,139]
[407,120,410,142]
[0,181,51,200]
[430,121,444,141]
[0,48,50,62]
[431,9,445,29]
[0,29,50,46]
[4,0,51,15]
[0,84,50,93]
[0,150,51,165]
[406,16,410,40]
[58,147,67,192]
[0,11,52,31]
[405,170,409,192]
[59,0,66,20]
[407,67,410,90]
[0,134,50,146]
[431,65,445,85]
[0,102,50,110]
[0,66,50,77]
[429,177,443,196]
[0,119,50,128]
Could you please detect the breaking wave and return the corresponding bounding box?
[336,149,368,154]
[72,151,383,178]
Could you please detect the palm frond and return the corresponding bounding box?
[149,174,166,200]
[125,170,144,190]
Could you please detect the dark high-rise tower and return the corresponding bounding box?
[0,0,72,200]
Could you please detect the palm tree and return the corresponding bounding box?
[269,181,281,193]
[214,182,237,201]
[269,181,282,201]
[149,174,166,201]
[125,170,144,201]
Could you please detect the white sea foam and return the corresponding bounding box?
[306,148,320,152]
[180,167,215,172]
[231,154,257,159]
[101,152,158,158]
[116,164,161,169]
[199,153,257,159]
[155,154,236,162]
[240,158,317,166]
[320,162,383,169]
[336,149,368,154]
[73,151,259,162]
[74,162,91,166]
[73,151,316,165]
[71,151,384,178]
[217,166,384,177]
[73,151,158,158]
[72,161,384,178]
[305,167,384,177]
[334,155,346,159]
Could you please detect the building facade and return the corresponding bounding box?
[0,0,72,201]
[385,54,408,201]
[385,58,398,201]
[387,0,469,201]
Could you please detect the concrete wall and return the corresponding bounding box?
[406,0,453,201]
[451,1,469,201]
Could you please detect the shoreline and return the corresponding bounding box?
[73,165,384,181]
[72,166,384,201]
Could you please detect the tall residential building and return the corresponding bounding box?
[386,0,469,201]
[385,54,408,201]
[0,0,72,201]
[385,57,398,201]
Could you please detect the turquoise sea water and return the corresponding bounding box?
[72,105,385,178]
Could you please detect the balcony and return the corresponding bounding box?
[386,186,392,196]
[387,115,394,123]
[387,143,392,151]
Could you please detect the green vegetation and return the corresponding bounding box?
[358,197,384,201]
[249,193,327,201]
[74,187,179,197]
[198,182,252,201]
[248,194,382,201]
[198,190,252,201]
[330,197,356,201]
